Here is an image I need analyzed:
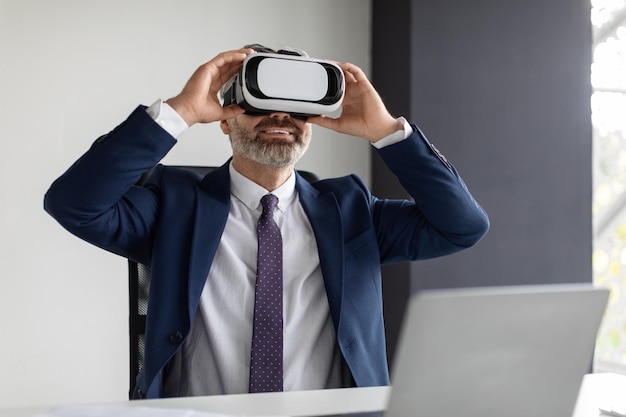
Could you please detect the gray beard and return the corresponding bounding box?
[229,125,310,168]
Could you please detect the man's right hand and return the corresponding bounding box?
[165,48,254,127]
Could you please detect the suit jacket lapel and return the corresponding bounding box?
[296,175,345,331]
[186,163,231,320]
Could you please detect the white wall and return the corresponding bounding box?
[0,0,371,408]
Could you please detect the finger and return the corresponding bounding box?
[308,115,339,131]
[338,62,369,83]
[341,66,358,84]
[202,49,254,89]
[219,104,246,120]
[209,48,254,69]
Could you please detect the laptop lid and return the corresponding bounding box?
[385,283,609,417]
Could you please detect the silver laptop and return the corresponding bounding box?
[386,283,609,417]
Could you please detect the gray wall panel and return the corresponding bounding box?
[373,0,593,365]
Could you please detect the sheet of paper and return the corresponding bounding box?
[35,405,285,417]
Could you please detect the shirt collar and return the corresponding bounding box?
[229,162,297,212]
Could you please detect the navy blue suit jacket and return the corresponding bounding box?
[44,106,489,399]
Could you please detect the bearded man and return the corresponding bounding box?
[44,44,489,400]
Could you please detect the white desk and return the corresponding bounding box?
[572,372,626,417]
[1,373,624,417]
[0,386,389,417]
[115,385,389,416]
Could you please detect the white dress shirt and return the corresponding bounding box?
[147,99,410,396]
[164,163,351,396]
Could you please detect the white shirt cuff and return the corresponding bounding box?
[371,116,413,149]
[146,98,189,138]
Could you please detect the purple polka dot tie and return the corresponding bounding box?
[249,194,283,393]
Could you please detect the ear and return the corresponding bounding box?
[220,119,231,134]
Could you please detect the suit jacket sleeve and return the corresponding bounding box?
[372,124,489,263]
[43,106,176,264]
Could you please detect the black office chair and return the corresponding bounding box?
[128,165,319,398]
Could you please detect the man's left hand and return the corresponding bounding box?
[308,62,402,143]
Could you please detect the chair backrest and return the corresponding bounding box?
[127,165,319,397]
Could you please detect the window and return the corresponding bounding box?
[592,0,626,374]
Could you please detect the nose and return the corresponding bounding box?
[268,112,291,120]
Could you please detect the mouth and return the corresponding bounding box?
[260,128,293,135]
[255,117,303,141]
[256,124,300,141]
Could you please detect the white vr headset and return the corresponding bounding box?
[222,52,345,119]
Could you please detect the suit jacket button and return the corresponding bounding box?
[169,331,183,344]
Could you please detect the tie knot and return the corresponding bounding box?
[261,194,279,214]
